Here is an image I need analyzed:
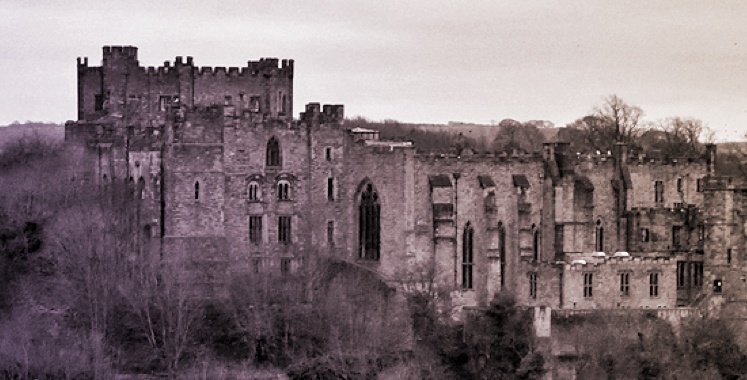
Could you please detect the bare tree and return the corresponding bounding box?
[594,94,644,145]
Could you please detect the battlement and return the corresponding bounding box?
[102,45,139,64]
[565,255,673,270]
[300,103,344,124]
[629,205,698,216]
[415,150,542,165]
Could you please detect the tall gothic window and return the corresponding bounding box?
[532,224,540,261]
[266,137,281,167]
[499,222,506,289]
[248,181,261,201]
[277,180,291,201]
[462,223,474,289]
[654,181,664,206]
[595,219,604,252]
[358,182,380,260]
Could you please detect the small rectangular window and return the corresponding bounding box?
[583,273,593,298]
[529,272,537,299]
[727,248,732,264]
[278,216,292,244]
[649,273,659,297]
[325,147,332,161]
[714,279,723,293]
[697,178,703,192]
[640,228,650,243]
[620,272,630,297]
[672,226,683,249]
[677,178,683,193]
[327,177,335,201]
[249,216,262,243]
[249,96,261,112]
[327,221,335,247]
[281,258,291,275]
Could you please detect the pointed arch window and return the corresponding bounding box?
[277,180,291,200]
[595,219,604,252]
[499,222,506,289]
[532,224,540,261]
[358,182,380,260]
[266,137,281,168]
[248,181,261,201]
[463,223,474,289]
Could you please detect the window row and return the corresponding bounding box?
[264,138,336,169]
[248,215,293,245]
[246,178,337,201]
[461,222,539,290]
[582,272,662,299]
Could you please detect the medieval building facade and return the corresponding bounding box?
[66,46,745,317]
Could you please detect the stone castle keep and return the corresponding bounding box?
[66,46,747,319]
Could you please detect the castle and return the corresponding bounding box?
[65,46,747,323]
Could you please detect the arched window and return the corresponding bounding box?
[498,222,506,289]
[463,223,474,289]
[595,219,604,252]
[277,180,291,200]
[137,176,146,200]
[266,137,281,167]
[195,181,200,200]
[532,224,540,261]
[358,181,380,260]
[248,181,261,201]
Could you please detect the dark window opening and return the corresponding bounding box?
[462,223,474,289]
[727,248,732,264]
[693,262,703,287]
[327,178,335,201]
[655,181,664,206]
[249,216,262,243]
[194,181,200,200]
[281,258,291,275]
[325,147,332,161]
[327,221,335,248]
[499,223,506,289]
[677,178,683,193]
[532,225,540,261]
[672,226,683,249]
[249,96,261,112]
[640,227,650,243]
[278,216,292,244]
[677,261,688,290]
[583,273,593,298]
[649,273,659,297]
[278,181,290,200]
[595,219,604,252]
[248,182,260,201]
[714,279,723,294]
[358,182,381,260]
[266,137,281,167]
[529,272,537,299]
[620,272,630,297]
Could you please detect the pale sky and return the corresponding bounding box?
[1,1,746,141]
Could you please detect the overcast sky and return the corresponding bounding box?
[2,1,746,141]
